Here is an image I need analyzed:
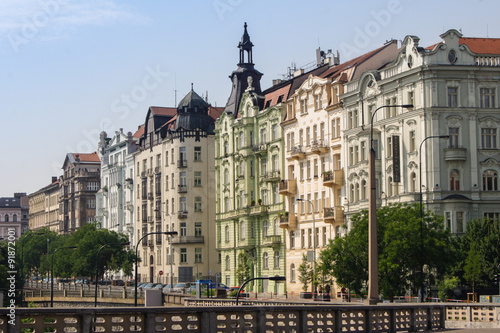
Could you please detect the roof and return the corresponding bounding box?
[263,83,291,108]
[0,197,21,208]
[72,152,100,163]
[149,107,177,116]
[177,89,208,111]
[208,106,224,123]
[133,124,145,138]
[460,37,500,55]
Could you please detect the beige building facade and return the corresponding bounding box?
[28,177,60,232]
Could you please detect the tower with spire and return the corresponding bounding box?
[224,22,263,116]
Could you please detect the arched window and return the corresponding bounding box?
[225,225,229,242]
[355,183,360,202]
[410,172,416,192]
[361,180,367,200]
[240,221,245,240]
[274,251,280,268]
[224,141,229,155]
[387,176,393,197]
[263,252,269,269]
[350,184,355,202]
[483,170,498,191]
[13,214,17,222]
[5,214,9,222]
[224,169,229,184]
[263,220,268,237]
[225,255,230,270]
[239,132,244,148]
[290,264,296,282]
[450,170,460,190]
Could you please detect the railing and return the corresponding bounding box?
[1,304,449,332]
[177,185,187,193]
[171,236,205,244]
[177,159,188,168]
[251,143,267,153]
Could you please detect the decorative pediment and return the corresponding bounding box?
[480,158,500,167]
[386,125,400,135]
[348,172,359,181]
[478,116,500,128]
[386,164,393,173]
[408,161,418,170]
[446,115,463,128]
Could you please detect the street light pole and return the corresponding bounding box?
[367,104,413,305]
[236,275,285,305]
[134,231,177,307]
[418,134,449,302]
[94,242,130,307]
[296,198,316,295]
[50,246,77,307]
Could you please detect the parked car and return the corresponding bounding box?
[162,284,174,293]
[172,283,191,293]
[112,279,125,286]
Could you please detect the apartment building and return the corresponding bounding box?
[0,193,29,240]
[28,177,60,231]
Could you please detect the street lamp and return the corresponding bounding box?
[368,104,413,305]
[50,246,77,307]
[236,275,285,305]
[296,198,316,295]
[94,242,130,307]
[418,134,449,302]
[134,231,178,306]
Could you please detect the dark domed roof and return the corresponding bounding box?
[177,87,208,112]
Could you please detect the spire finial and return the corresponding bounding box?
[191,83,193,91]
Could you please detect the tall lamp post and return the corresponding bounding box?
[134,231,178,307]
[368,104,413,305]
[50,246,77,307]
[94,242,130,307]
[296,198,316,295]
[418,134,449,302]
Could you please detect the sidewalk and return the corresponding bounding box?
[442,330,500,332]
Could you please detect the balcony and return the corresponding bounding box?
[262,170,281,182]
[147,192,154,200]
[323,169,344,187]
[444,146,467,161]
[311,140,329,154]
[178,211,188,219]
[279,179,297,195]
[155,167,161,174]
[263,235,281,246]
[290,145,306,160]
[279,212,297,229]
[141,171,147,178]
[171,236,205,244]
[252,143,267,154]
[177,185,187,193]
[249,205,268,215]
[147,169,154,177]
[324,206,345,224]
[178,160,188,168]
[147,216,153,223]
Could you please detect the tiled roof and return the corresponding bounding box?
[149,106,177,116]
[263,84,291,108]
[133,124,145,138]
[72,152,100,163]
[460,37,500,55]
[208,106,224,123]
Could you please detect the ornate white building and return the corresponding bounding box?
[342,29,500,232]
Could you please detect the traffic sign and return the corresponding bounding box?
[159,270,163,276]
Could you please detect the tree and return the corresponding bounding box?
[19,228,58,278]
[319,203,454,301]
[236,251,252,285]
[298,254,313,292]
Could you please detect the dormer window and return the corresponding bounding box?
[184,106,187,113]
[194,106,198,112]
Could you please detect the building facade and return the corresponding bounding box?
[0,193,29,240]
[342,29,500,232]
[215,23,288,293]
[97,128,140,247]
[28,177,60,231]
[135,92,222,284]
[59,153,101,234]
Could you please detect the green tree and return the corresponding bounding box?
[298,254,313,292]
[236,251,251,285]
[319,203,454,301]
[437,275,459,301]
[19,228,59,278]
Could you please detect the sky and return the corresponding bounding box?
[1,0,499,197]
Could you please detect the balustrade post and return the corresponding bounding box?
[334,309,342,332]
[409,307,416,332]
[389,308,396,332]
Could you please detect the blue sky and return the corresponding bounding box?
[1,0,499,196]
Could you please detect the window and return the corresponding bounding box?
[301,229,305,248]
[240,221,245,239]
[87,199,96,209]
[300,99,307,114]
[456,212,464,233]
[483,170,498,191]
[180,222,187,236]
[263,252,269,269]
[87,182,99,191]
[361,180,367,200]
[306,160,311,179]
[274,251,280,268]
[195,222,202,237]
[410,172,416,192]
[450,170,460,190]
[224,169,229,184]
[194,197,202,212]
[180,248,187,263]
[409,131,416,152]
[290,264,296,282]
[225,256,230,270]
[314,94,322,110]
[408,90,414,106]
[387,176,393,197]
[272,124,278,141]
[481,128,497,149]
[180,197,187,212]
[360,141,366,161]
[449,128,459,148]
[239,132,244,148]
[225,225,229,242]
[263,220,268,237]
[386,136,392,158]
[261,128,267,144]
[445,212,451,230]
[448,87,458,107]
[308,229,312,248]
[194,147,202,161]
[306,127,310,146]
[480,88,495,108]
[484,212,500,222]
[165,175,169,191]
[195,248,202,263]
[194,171,202,186]
[290,231,296,249]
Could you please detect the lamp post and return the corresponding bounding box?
[236,275,285,305]
[368,104,413,305]
[94,242,130,307]
[50,246,77,307]
[134,231,178,306]
[296,198,316,295]
[418,134,449,302]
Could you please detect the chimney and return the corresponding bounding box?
[272,79,282,86]
[52,176,57,183]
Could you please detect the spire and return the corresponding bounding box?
[238,22,254,64]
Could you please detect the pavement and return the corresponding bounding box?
[441,330,500,332]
